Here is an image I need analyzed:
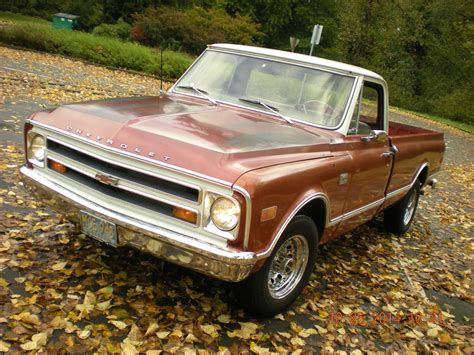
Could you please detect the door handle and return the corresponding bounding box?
[381,144,398,158]
[381,151,395,157]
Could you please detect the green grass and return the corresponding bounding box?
[0,16,194,79]
[0,11,49,24]
[392,107,474,133]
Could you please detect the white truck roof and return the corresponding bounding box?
[209,43,385,82]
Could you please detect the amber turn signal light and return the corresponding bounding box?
[48,160,68,174]
[172,206,197,224]
[261,206,277,222]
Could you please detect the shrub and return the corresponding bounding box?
[0,11,49,24]
[431,87,474,124]
[132,6,263,54]
[92,18,132,41]
[0,22,194,78]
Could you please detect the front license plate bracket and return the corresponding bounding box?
[80,211,118,247]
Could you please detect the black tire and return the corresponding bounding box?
[384,181,421,235]
[237,215,319,316]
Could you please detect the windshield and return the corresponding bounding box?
[173,50,355,128]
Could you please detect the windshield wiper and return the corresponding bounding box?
[238,97,293,124]
[176,84,217,105]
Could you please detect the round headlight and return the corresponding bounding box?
[30,134,45,161]
[210,197,240,231]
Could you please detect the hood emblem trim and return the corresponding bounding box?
[66,126,171,162]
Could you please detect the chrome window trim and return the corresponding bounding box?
[29,120,233,188]
[171,48,360,89]
[338,77,364,135]
[169,48,359,132]
[339,76,390,136]
[209,44,385,80]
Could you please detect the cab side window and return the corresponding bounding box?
[348,81,384,135]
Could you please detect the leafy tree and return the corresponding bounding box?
[132,6,262,53]
[335,0,473,122]
[225,0,340,57]
[419,0,473,122]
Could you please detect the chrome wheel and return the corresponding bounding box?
[403,189,417,225]
[268,234,309,299]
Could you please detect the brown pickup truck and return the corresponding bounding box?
[20,44,445,315]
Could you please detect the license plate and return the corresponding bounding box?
[80,211,117,247]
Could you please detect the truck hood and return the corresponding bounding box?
[32,95,335,184]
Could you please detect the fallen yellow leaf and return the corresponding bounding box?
[340,306,352,315]
[290,336,305,347]
[0,340,11,352]
[156,331,170,339]
[20,341,37,351]
[145,322,159,337]
[200,324,220,338]
[32,332,47,346]
[51,261,67,271]
[110,320,128,330]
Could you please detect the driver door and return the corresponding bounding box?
[337,81,393,234]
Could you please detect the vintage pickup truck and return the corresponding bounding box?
[20,44,444,315]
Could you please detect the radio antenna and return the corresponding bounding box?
[159,47,164,96]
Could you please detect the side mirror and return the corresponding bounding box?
[361,130,388,143]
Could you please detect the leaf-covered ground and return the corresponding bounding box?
[0,46,473,353]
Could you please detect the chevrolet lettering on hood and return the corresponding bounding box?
[20,43,445,316]
[68,126,165,159]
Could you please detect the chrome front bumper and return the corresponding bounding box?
[20,166,256,282]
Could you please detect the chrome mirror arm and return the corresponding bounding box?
[361,130,388,143]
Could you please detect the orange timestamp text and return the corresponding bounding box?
[329,307,444,327]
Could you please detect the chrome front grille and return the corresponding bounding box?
[47,140,200,202]
[61,167,177,217]
[45,138,201,226]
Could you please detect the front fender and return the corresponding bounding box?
[233,154,352,256]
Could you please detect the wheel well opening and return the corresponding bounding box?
[418,166,429,186]
[297,199,326,235]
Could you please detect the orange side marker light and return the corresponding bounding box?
[172,206,198,224]
[48,160,68,174]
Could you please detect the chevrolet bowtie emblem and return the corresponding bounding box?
[94,173,119,186]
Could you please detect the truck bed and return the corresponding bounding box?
[386,121,444,197]
[388,121,437,137]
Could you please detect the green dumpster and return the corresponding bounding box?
[52,13,79,30]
